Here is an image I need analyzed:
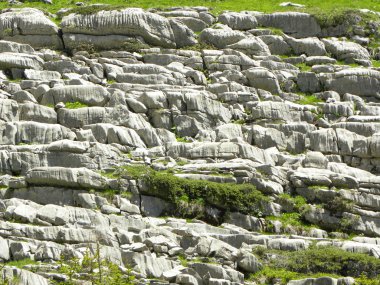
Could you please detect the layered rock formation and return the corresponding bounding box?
[0,6,379,285]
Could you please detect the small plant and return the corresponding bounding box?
[295,94,322,105]
[295,63,312,72]
[57,243,135,285]
[65,101,88,109]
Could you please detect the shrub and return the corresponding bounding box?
[120,165,268,217]
[265,246,380,278]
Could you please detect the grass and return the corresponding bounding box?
[295,94,323,105]
[4,259,39,268]
[176,137,192,143]
[119,165,269,218]
[252,245,380,283]
[372,60,380,67]
[2,0,380,18]
[295,63,312,72]
[65,101,88,109]
[249,267,342,285]
[267,212,311,228]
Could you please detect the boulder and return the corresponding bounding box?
[61,8,196,48]
[199,25,245,48]
[122,251,177,278]
[0,53,43,70]
[26,167,108,189]
[0,8,62,49]
[256,12,321,38]
[218,12,258,30]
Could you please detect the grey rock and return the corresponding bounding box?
[199,25,245,48]
[0,53,43,70]
[122,251,177,278]
[256,12,321,38]
[61,8,195,48]
[26,167,107,189]
[218,12,258,30]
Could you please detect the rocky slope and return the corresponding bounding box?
[0,5,380,285]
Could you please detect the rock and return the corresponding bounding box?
[245,67,281,94]
[225,212,264,231]
[0,8,62,49]
[268,238,309,251]
[26,167,107,189]
[256,12,321,38]
[237,249,262,273]
[218,12,258,30]
[285,36,327,56]
[122,251,177,278]
[322,68,380,97]
[322,38,370,63]
[41,85,110,106]
[0,237,10,261]
[0,53,43,70]
[199,25,245,48]
[61,8,196,48]
[12,204,37,223]
[24,69,61,80]
[0,40,34,53]
[37,204,69,225]
[2,266,50,285]
[226,37,271,56]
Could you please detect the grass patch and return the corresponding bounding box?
[250,267,341,285]
[119,165,269,217]
[176,137,192,143]
[65,101,88,109]
[5,259,39,268]
[296,63,312,72]
[253,245,380,281]
[372,60,380,68]
[2,1,380,19]
[295,94,322,105]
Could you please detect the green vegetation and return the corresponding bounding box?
[278,194,308,211]
[65,101,88,109]
[176,137,192,143]
[267,212,310,228]
[252,245,380,284]
[3,0,380,17]
[250,267,341,285]
[295,63,312,72]
[4,259,39,269]
[119,165,269,218]
[295,94,323,105]
[372,60,380,68]
[56,244,135,285]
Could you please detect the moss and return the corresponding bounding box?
[176,137,192,143]
[295,94,323,105]
[295,63,312,72]
[65,101,88,109]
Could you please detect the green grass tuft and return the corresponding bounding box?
[295,94,322,105]
[65,101,88,109]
